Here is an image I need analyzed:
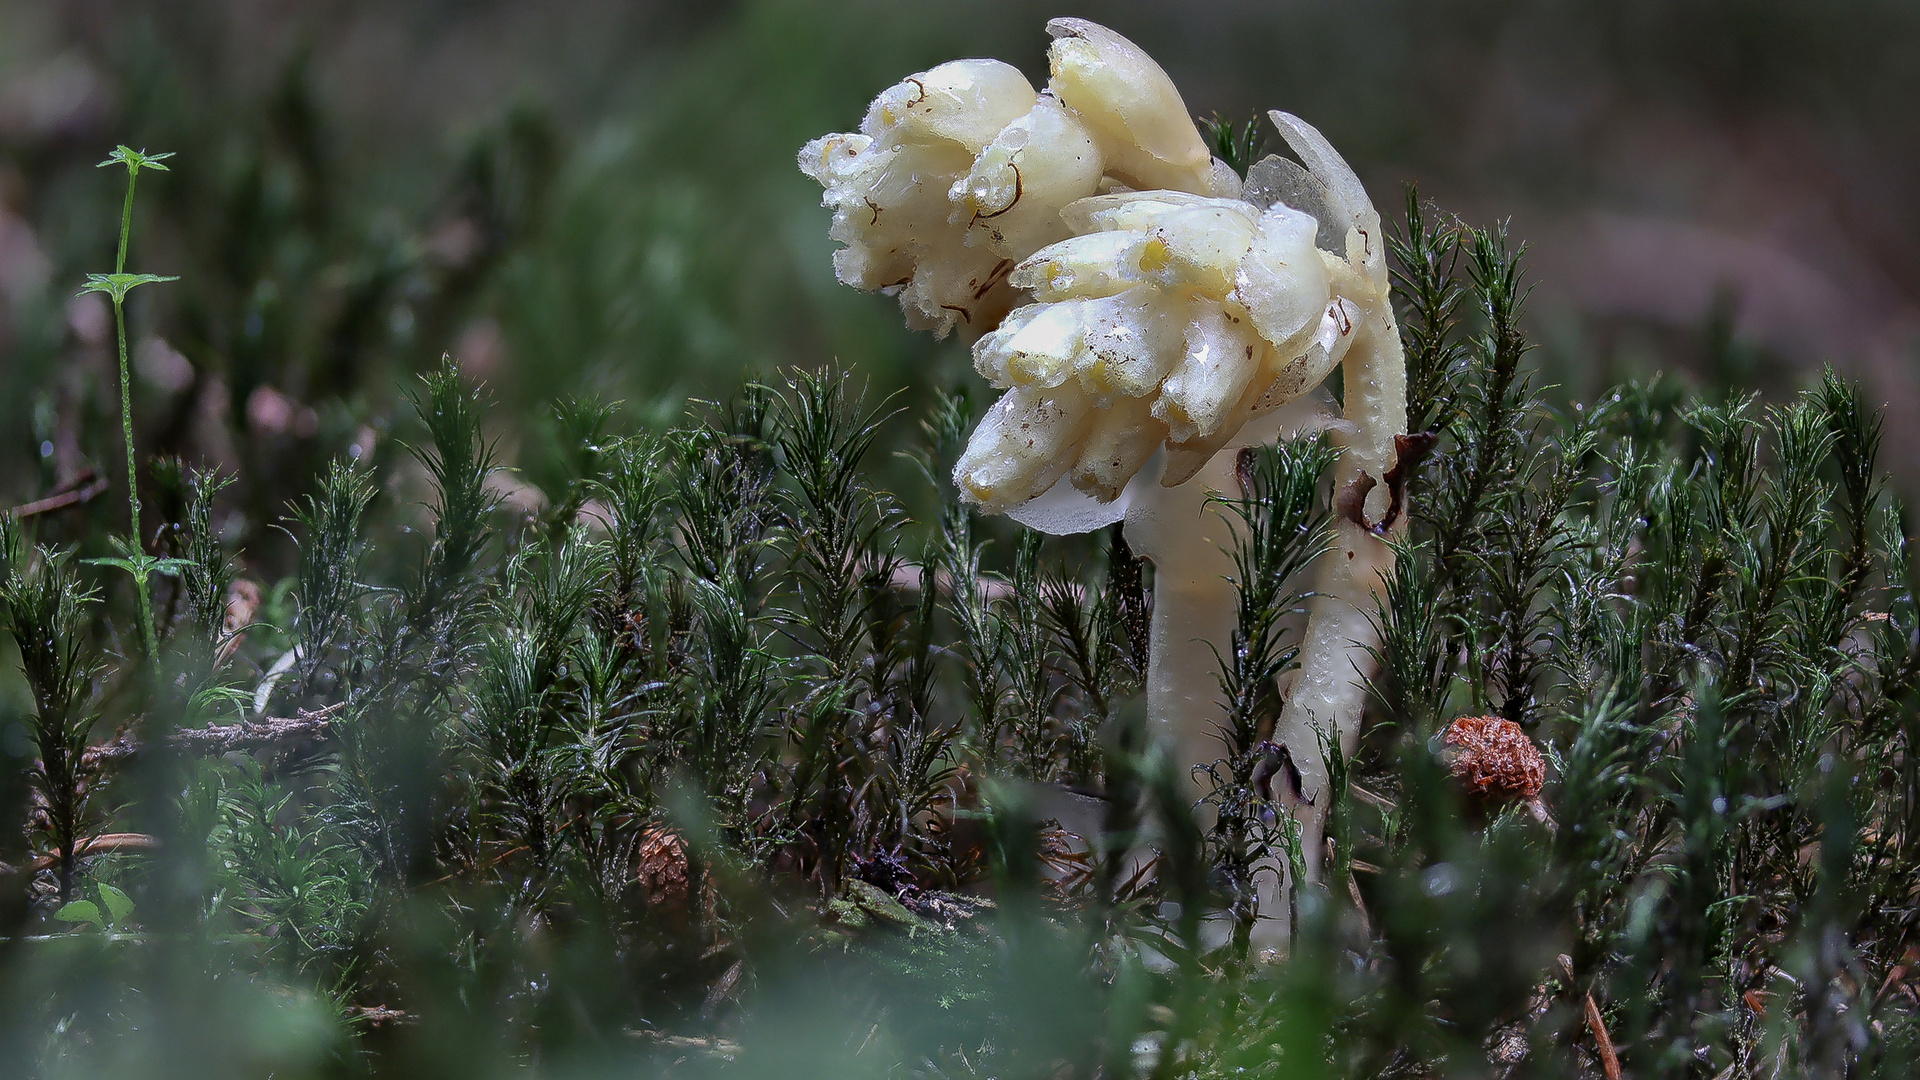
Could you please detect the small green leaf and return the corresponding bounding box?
[97,146,174,173]
[84,546,193,582]
[77,272,180,304]
[95,883,135,924]
[54,900,103,926]
[83,556,143,575]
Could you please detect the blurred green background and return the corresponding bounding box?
[3,0,1918,529]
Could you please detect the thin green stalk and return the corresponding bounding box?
[113,295,158,668]
[113,160,157,668]
[79,146,176,670]
[115,159,136,275]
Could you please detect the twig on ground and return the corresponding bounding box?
[8,471,109,519]
[345,1005,413,1027]
[626,1030,743,1058]
[26,832,159,872]
[1584,990,1622,1080]
[170,704,343,753]
[81,703,345,770]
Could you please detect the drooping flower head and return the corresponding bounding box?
[959,188,1364,511]
[798,19,1220,342]
[800,20,1391,524]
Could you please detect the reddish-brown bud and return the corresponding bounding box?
[1441,715,1545,803]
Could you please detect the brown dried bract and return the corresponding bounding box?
[1250,739,1313,807]
[1335,431,1438,536]
[1441,715,1545,802]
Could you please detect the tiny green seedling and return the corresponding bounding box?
[77,146,180,672]
[53,881,136,931]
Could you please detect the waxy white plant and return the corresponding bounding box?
[798,19,1228,339]
[801,18,1410,948]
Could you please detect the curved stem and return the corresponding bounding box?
[1129,377,1402,954]
[1127,451,1240,801]
[1254,295,1407,950]
[1126,398,1348,813]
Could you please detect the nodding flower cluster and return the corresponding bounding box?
[799,19,1394,522]
[965,189,1361,509]
[798,19,1221,344]
[802,18,1409,950]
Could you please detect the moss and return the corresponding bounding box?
[0,184,1916,1079]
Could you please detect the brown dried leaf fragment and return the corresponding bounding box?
[1376,430,1438,530]
[1250,740,1313,807]
[1334,430,1438,535]
[1334,470,1378,533]
[1584,990,1622,1080]
[27,832,160,873]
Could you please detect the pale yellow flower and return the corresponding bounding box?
[798,20,1220,339]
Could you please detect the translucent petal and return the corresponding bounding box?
[1265,111,1370,241]
[1072,287,1186,404]
[1156,298,1360,486]
[1242,153,1343,252]
[1061,190,1255,236]
[1206,157,1245,201]
[1069,394,1165,501]
[1045,18,1210,193]
[972,299,1089,389]
[1250,297,1361,412]
[1153,300,1266,444]
[894,230,1016,338]
[1267,110,1384,278]
[951,94,1103,258]
[862,60,1037,152]
[1233,201,1329,347]
[1137,204,1259,295]
[953,382,1095,513]
[798,133,874,186]
[1009,231,1145,301]
[1006,468,1138,535]
[1159,387,1346,488]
